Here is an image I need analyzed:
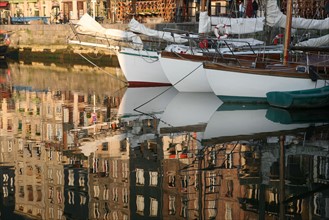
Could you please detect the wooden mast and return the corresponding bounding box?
[283,0,293,65]
[200,0,206,12]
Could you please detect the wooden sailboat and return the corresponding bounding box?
[203,0,329,103]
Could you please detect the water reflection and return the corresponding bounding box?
[0,60,329,220]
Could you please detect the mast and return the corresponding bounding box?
[200,0,206,12]
[283,0,293,65]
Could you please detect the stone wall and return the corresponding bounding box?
[0,22,198,51]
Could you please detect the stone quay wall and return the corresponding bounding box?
[0,22,198,54]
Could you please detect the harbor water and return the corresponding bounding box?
[0,57,329,220]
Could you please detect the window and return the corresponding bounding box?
[169,195,176,215]
[136,195,145,215]
[136,169,145,185]
[168,174,176,187]
[150,198,158,216]
[149,171,158,186]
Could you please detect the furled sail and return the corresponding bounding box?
[296,34,329,47]
[199,11,211,33]
[75,13,143,48]
[128,17,188,43]
[211,16,265,34]
[266,0,329,29]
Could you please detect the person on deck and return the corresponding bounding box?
[239,1,245,18]
[252,0,259,17]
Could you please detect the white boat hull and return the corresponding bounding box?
[205,67,327,102]
[159,54,212,92]
[116,47,171,87]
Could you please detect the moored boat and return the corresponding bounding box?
[204,61,329,103]
[266,85,329,109]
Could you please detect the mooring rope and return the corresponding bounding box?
[77,51,128,86]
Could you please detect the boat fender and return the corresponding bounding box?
[308,65,318,81]
[198,39,209,49]
[272,34,284,45]
[214,24,229,39]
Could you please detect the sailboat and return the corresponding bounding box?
[203,0,329,103]
[68,13,190,87]
[159,4,283,93]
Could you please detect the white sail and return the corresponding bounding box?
[75,13,143,48]
[211,16,265,34]
[198,11,211,33]
[128,17,189,43]
[266,0,329,29]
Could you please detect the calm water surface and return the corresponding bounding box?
[0,59,329,220]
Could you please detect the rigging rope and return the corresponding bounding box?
[77,51,128,86]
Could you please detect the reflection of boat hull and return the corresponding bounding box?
[116,48,171,87]
[118,87,178,121]
[159,92,223,133]
[203,104,321,144]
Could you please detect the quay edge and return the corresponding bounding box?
[0,22,199,57]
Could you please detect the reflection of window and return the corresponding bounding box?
[122,162,128,179]
[225,203,232,220]
[123,188,128,205]
[79,174,85,187]
[168,174,176,187]
[48,186,54,203]
[103,185,109,200]
[225,153,233,168]
[209,172,216,192]
[3,186,8,198]
[94,185,100,198]
[136,195,145,215]
[68,191,74,204]
[48,169,53,180]
[149,171,158,186]
[57,189,63,203]
[27,185,34,201]
[19,186,24,198]
[112,187,118,202]
[8,140,13,152]
[181,175,188,191]
[180,197,187,217]
[68,170,74,186]
[225,180,233,197]
[112,160,118,178]
[56,170,62,185]
[112,211,119,220]
[169,195,176,215]
[102,142,108,151]
[94,202,100,219]
[49,207,54,219]
[150,198,158,216]
[208,200,217,218]
[136,169,145,185]
[36,186,42,202]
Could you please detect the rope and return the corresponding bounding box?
[77,51,128,86]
